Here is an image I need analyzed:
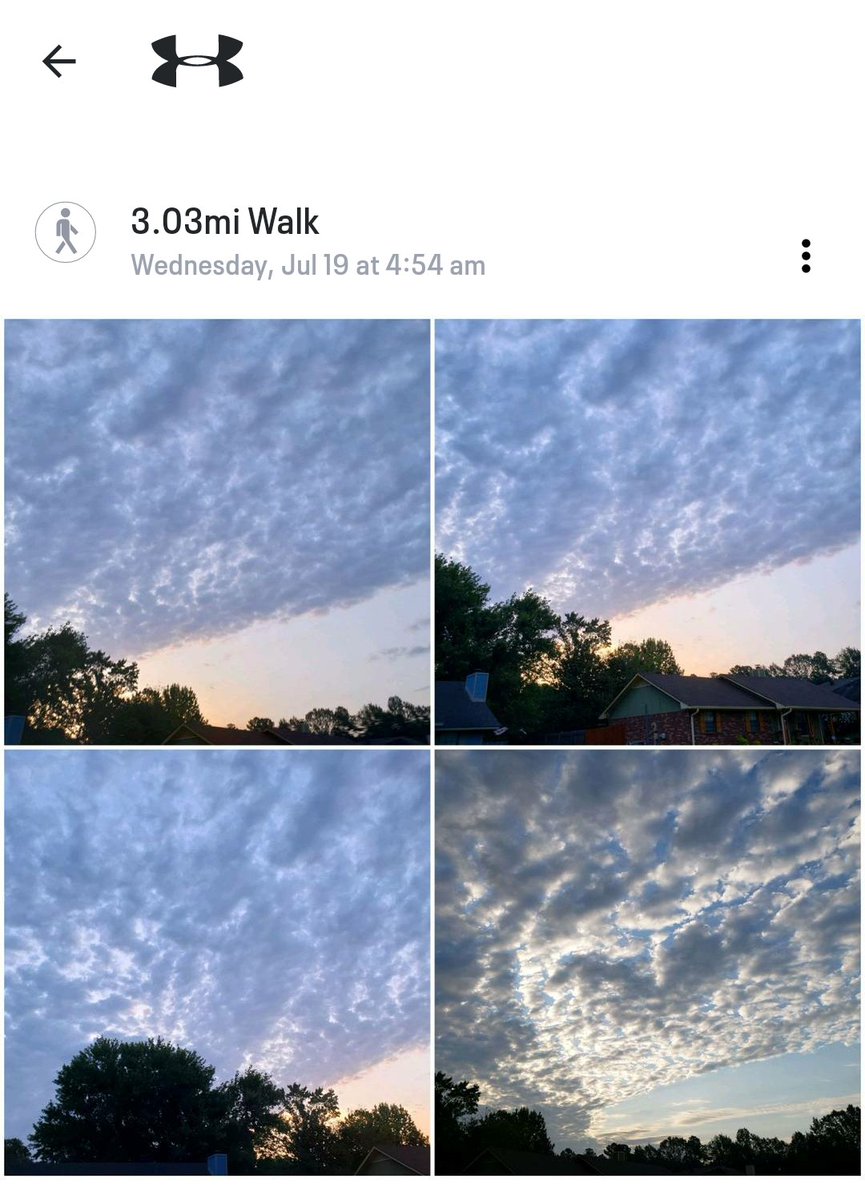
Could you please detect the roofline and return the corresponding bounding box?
[601,673,858,718]
[599,673,690,719]
[354,1146,425,1175]
[434,722,500,731]
[721,674,861,710]
[461,1148,513,1175]
[161,722,206,744]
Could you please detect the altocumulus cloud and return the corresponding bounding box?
[5,751,429,1140]
[436,321,860,616]
[5,320,429,656]
[436,750,860,1148]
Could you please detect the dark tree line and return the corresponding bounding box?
[246,694,430,742]
[435,1072,554,1173]
[724,648,860,684]
[435,1073,860,1175]
[5,596,203,743]
[589,1106,860,1174]
[435,556,681,738]
[7,1037,426,1176]
[6,596,430,743]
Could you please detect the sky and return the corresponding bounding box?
[5,750,430,1140]
[436,749,860,1150]
[5,320,430,724]
[436,320,860,673]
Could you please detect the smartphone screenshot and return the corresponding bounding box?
[3,2,861,1192]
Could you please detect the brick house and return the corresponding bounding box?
[600,672,860,746]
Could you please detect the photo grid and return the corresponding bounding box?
[4,319,861,1178]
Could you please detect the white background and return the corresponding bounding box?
[2,1,862,1196]
[2,1,863,317]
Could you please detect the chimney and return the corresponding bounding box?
[465,672,489,702]
[207,1154,228,1176]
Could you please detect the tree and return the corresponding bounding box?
[435,1072,480,1126]
[781,651,835,684]
[354,696,429,742]
[705,1131,736,1167]
[336,1103,427,1170]
[4,600,139,743]
[278,716,311,734]
[435,555,495,681]
[655,1134,705,1168]
[435,556,560,736]
[156,684,203,727]
[465,1106,554,1158]
[213,1067,287,1171]
[5,595,31,715]
[30,1037,219,1164]
[247,716,276,731]
[278,1083,341,1173]
[434,1073,480,1173]
[5,1137,32,1167]
[547,612,612,729]
[604,638,682,703]
[833,647,860,679]
[304,706,355,737]
[105,684,205,744]
[802,1105,860,1173]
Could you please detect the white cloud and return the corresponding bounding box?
[436,749,860,1147]
[6,320,429,656]
[436,321,860,618]
[5,750,430,1140]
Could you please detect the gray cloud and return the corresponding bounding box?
[436,321,860,616]
[435,749,860,1148]
[6,320,429,656]
[5,750,429,1140]
[369,644,430,662]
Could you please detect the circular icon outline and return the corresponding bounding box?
[34,201,97,263]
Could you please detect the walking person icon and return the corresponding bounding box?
[35,201,96,262]
[55,208,78,255]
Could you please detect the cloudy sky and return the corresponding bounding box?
[436,321,860,673]
[5,320,429,724]
[436,749,860,1149]
[5,750,430,1140]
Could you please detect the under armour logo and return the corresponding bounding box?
[151,35,243,87]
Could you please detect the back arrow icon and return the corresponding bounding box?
[43,45,76,77]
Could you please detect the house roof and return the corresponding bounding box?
[435,682,502,731]
[602,672,861,719]
[826,676,860,702]
[275,730,357,745]
[163,722,290,745]
[355,1143,430,1174]
[640,673,772,708]
[725,674,861,711]
[163,723,356,746]
[601,673,770,718]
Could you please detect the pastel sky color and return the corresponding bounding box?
[5,750,430,1140]
[5,320,429,723]
[436,320,860,672]
[436,749,860,1149]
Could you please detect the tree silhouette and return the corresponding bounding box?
[336,1103,427,1170]
[30,1038,219,1164]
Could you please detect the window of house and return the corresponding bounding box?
[701,710,719,734]
[746,711,760,734]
